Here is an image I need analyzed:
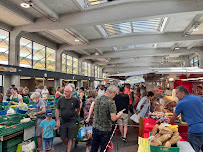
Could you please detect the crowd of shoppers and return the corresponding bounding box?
[2,82,202,152]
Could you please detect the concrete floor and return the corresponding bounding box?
[54,124,139,152]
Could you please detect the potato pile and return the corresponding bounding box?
[149,124,182,147]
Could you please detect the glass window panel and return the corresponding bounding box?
[73,57,78,74]
[33,42,46,70]
[95,65,98,77]
[82,62,88,76]
[20,38,32,68]
[67,55,72,74]
[62,54,67,73]
[0,29,9,65]
[46,47,56,71]
[88,63,91,76]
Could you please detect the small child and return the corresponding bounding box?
[40,109,57,152]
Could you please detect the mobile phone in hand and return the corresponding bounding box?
[121,109,126,112]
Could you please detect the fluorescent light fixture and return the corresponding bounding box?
[20,3,30,8]
[193,28,199,32]
[75,39,80,42]
[175,47,180,50]
[169,78,174,81]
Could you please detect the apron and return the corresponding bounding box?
[11,95,19,105]
[55,94,61,101]
[0,103,3,111]
[23,95,29,104]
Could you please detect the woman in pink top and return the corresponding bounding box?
[54,87,63,101]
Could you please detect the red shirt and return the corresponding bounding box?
[124,87,132,104]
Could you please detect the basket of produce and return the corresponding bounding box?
[3,101,8,106]
[16,103,28,114]
[0,110,7,116]
[149,124,181,152]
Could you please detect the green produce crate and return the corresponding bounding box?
[150,143,179,152]
[2,145,17,152]
[0,127,6,137]
[3,135,23,149]
[23,120,36,129]
[149,132,179,152]
[32,136,38,149]
[4,123,24,136]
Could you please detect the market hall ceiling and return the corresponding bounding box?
[1,0,203,74]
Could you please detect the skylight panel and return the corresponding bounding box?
[87,0,107,6]
[103,22,132,36]
[101,17,168,37]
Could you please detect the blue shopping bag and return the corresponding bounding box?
[77,126,93,141]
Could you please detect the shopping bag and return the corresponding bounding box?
[77,125,92,141]
[130,113,140,123]
[16,140,36,152]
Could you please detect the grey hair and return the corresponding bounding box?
[176,86,189,95]
[31,92,41,99]
[106,85,118,94]
[68,83,75,89]
[64,85,73,92]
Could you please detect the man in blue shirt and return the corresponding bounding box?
[170,86,203,152]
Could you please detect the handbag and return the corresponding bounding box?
[130,113,140,123]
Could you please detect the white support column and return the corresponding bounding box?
[11,75,20,89]
[56,46,65,72]
[199,52,203,69]
[55,78,62,88]
[99,67,104,78]
[9,30,24,88]
[91,64,95,87]
[9,30,24,66]
[184,59,190,67]
[91,64,95,77]
[78,58,83,75]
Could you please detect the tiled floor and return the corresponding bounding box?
[54,123,139,152]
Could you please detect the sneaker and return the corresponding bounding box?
[121,137,127,142]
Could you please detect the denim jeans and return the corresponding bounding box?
[188,132,203,152]
[42,138,53,151]
[91,128,111,152]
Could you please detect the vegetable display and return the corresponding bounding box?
[17,103,28,111]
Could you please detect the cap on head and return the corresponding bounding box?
[45,109,53,117]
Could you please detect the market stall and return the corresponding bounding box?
[0,100,58,152]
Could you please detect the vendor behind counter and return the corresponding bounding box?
[169,86,203,152]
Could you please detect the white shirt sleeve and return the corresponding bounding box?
[18,94,23,100]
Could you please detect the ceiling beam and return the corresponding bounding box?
[0,21,13,31]
[103,65,177,73]
[0,0,35,23]
[81,48,200,60]
[16,0,203,32]
[187,41,201,49]
[94,56,187,65]
[32,0,59,20]
[56,32,203,51]
[104,62,177,68]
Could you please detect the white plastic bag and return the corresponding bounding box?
[17,141,36,152]
[130,113,140,123]
[7,108,15,114]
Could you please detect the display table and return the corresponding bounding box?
[177,141,195,152]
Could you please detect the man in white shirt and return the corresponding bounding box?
[97,85,105,98]
[41,86,49,98]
